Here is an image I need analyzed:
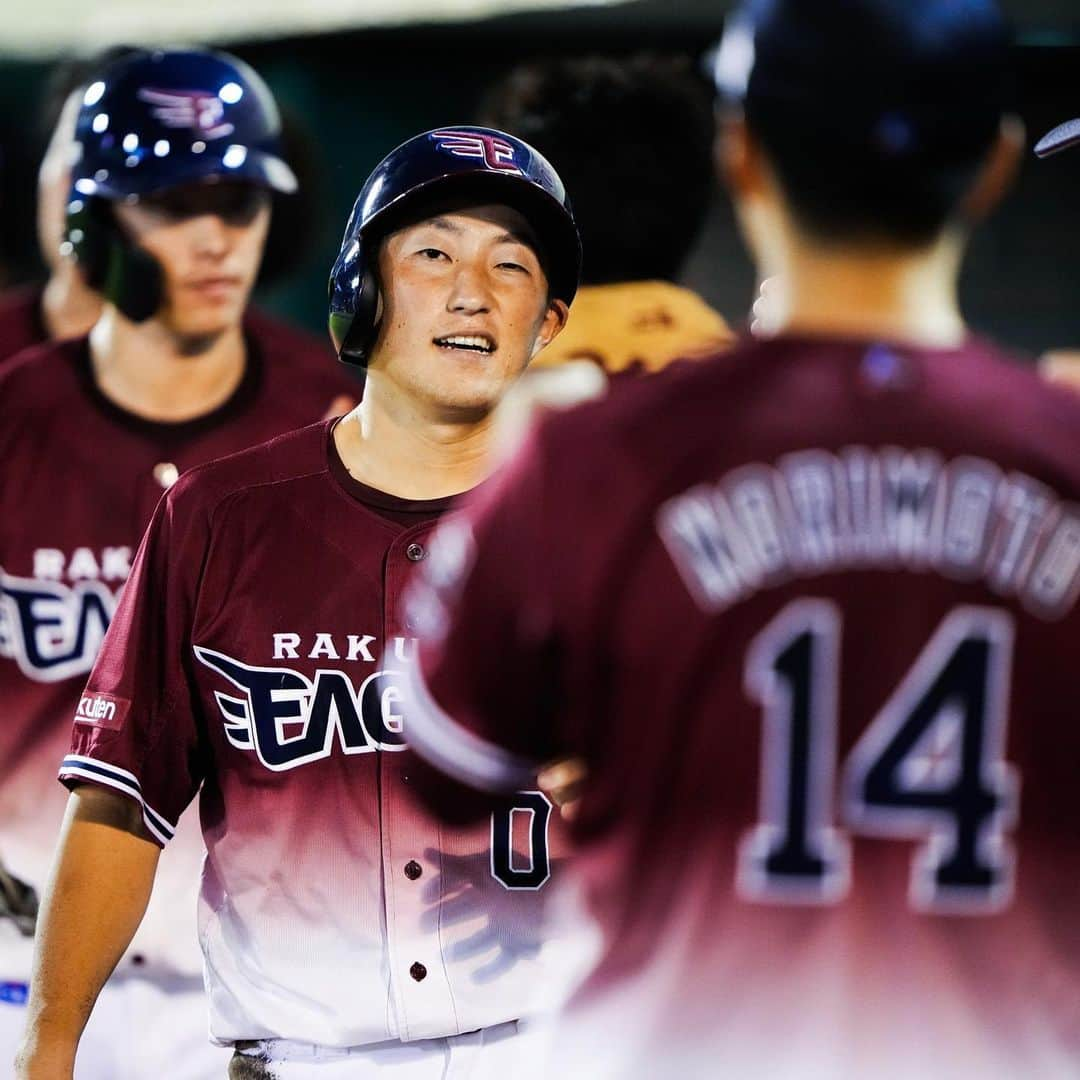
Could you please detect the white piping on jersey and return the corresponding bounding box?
[58,754,176,846]
[401,658,538,794]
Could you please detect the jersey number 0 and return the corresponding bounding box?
[490,791,552,890]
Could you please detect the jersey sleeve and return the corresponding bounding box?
[404,422,567,794]
[58,475,213,846]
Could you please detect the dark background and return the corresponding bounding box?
[0,3,1078,357]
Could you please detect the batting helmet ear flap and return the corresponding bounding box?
[328,232,381,367]
[66,198,163,324]
[66,197,111,292]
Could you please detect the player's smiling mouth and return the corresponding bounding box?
[433,334,496,355]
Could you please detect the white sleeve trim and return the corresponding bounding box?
[403,661,539,794]
[59,754,177,846]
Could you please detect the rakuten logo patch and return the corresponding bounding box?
[75,692,129,731]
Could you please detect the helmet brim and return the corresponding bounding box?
[76,146,298,200]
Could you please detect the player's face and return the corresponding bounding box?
[111,181,270,337]
[371,204,568,418]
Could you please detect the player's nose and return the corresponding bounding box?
[189,213,231,259]
[446,260,493,315]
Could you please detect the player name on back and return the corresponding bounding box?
[659,447,1079,620]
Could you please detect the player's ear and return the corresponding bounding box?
[960,114,1025,223]
[531,297,569,358]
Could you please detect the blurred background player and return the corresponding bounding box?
[0,47,338,372]
[480,53,732,377]
[0,46,357,1078]
[403,1,1080,1077]
[17,124,576,1080]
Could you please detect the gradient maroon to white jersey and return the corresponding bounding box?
[0,330,355,978]
[408,334,1080,1078]
[61,420,560,1048]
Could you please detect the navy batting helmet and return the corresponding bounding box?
[64,46,296,322]
[328,125,581,365]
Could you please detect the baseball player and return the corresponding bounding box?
[402,2,1080,1077]
[480,54,732,376]
[16,125,577,1080]
[1,47,357,1079]
[0,49,338,371]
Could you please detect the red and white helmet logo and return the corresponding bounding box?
[431,129,520,173]
[137,88,235,140]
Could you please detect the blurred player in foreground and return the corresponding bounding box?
[16,125,576,1080]
[0,50,339,372]
[402,2,1080,1077]
[482,53,732,376]
[2,47,357,1079]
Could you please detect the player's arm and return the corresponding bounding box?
[15,787,159,1080]
[403,420,574,816]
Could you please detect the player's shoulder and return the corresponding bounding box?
[938,334,1080,421]
[0,336,87,408]
[245,306,360,404]
[0,284,42,325]
[536,342,736,450]
[536,331,1080,479]
[245,305,328,360]
[166,418,334,520]
[0,284,45,367]
[918,335,1080,473]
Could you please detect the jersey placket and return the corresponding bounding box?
[379,522,458,1040]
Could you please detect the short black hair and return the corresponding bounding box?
[480,54,714,285]
[721,0,1014,248]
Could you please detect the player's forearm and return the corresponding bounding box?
[14,787,160,1079]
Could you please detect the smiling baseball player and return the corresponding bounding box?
[16,125,577,1080]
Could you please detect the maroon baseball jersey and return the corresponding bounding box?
[57,419,563,1048]
[0,286,48,365]
[407,334,1080,1078]
[0,329,355,979]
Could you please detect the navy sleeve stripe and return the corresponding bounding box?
[59,755,177,845]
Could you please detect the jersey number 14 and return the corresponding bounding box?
[739,601,1017,914]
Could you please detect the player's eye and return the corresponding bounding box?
[216,188,268,226]
[417,248,449,261]
[496,260,528,273]
[132,185,266,225]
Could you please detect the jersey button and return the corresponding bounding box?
[404,860,423,881]
[406,543,426,562]
[410,962,427,982]
[153,462,179,489]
